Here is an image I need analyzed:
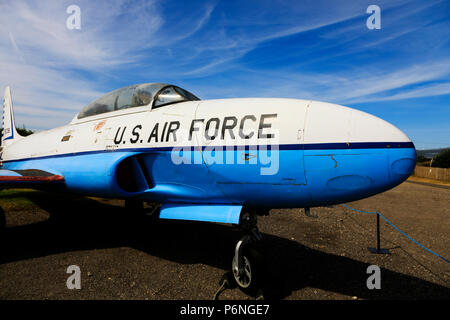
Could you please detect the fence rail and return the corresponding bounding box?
[413,165,450,182]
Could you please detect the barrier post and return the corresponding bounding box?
[368,214,390,254]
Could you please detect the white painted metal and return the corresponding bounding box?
[2,88,411,163]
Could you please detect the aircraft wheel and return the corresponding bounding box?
[232,246,263,296]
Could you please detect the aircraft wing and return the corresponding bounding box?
[0,169,65,189]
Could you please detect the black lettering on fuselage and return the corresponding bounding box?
[189,119,204,141]
[114,126,126,144]
[239,115,256,139]
[130,125,142,143]
[166,121,180,142]
[148,123,159,143]
[142,113,276,145]
[221,116,237,139]
[160,122,168,142]
[205,118,220,140]
[258,114,277,139]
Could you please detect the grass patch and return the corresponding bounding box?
[0,189,41,211]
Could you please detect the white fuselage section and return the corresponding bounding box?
[2,98,410,162]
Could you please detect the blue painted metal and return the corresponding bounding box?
[1,143,417,221]
[159,203,242,224]
[389,147,417,187]
[201,148,306,185]
[139,150,227,203]
[302,146,416,206]
[3,151,139,198]
[0,169,21,176]
[0,141,415,164]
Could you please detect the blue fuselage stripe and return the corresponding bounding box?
[3,110,14,141]
[1,141,414,164]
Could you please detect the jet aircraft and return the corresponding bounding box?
[0,84,416,295]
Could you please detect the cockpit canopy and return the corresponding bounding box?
[77,83,200,119]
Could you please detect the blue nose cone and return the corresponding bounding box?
[389,144,417,187]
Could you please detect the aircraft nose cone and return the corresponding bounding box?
[349,107,416,187]
[389,143,417,186]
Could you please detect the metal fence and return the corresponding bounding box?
[413,165,450,182]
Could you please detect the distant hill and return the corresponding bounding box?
[416,148,449,159]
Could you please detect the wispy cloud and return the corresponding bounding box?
[0,1,164,68]
[0,0,449,147]
[190,58,450,106]
[336,61,450,104]
[353,82,450,103]
[0,0,165,128]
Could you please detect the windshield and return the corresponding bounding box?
[153,86,200,109]
[77,83,165,119]
[78,83,200,119]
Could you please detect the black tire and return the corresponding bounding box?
[232,246,264,297]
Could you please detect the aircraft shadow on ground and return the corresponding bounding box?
[0,191,448,300]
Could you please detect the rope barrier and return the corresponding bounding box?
[342,204,449,263]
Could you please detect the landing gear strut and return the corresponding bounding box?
[231,210,264,296]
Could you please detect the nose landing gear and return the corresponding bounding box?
[231,211,265,297]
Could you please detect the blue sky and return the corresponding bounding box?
[0,0,449,149]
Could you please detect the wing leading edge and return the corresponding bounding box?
[159,203,242,224]
[0,169,65,188]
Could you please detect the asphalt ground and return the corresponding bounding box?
[0,181,449,300]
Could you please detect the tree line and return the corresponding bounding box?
[417,148,450,168]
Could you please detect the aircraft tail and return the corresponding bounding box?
[2,86,21,147]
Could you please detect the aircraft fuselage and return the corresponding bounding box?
[1,98,416,209]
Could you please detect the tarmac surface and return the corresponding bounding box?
[0,181,449,300]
